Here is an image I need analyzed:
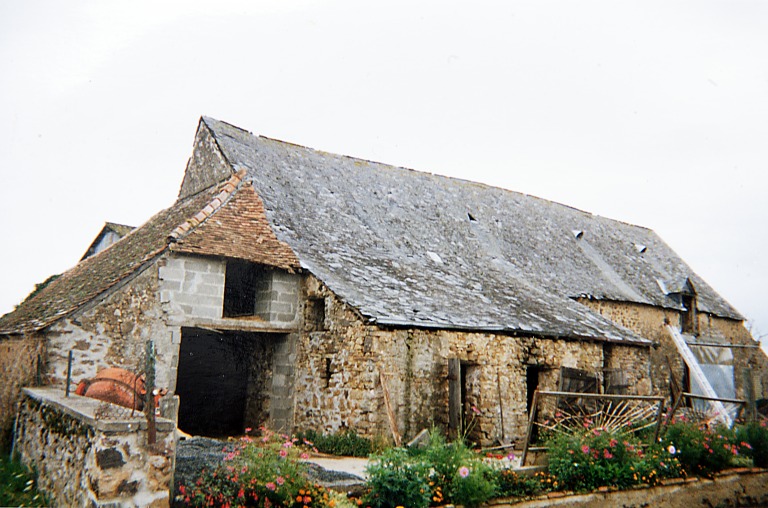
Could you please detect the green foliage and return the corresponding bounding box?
[662,422,736,477]
[364,432,497,508]
[410,432,496,507]
[178,427,334,507]
[449,462,497,508]
[547,427,681,492]
[0,456,50,507]
[495,469,546,498]
[364,448,432,508]
[294,429,374,458]
[735,420,768,467]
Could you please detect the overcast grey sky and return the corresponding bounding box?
[1,1,766,343]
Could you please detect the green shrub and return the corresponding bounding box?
[295,429,374,457]
[547,428,681,492]
[178,427,333,507]
[735,420,768,468]
[662,422,736,477]
[450,462,497,508]
[413,432,497,507]
[364,448,431,508]
[364,432,497,508]
[495,469,546,498]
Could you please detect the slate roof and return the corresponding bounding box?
[199,117,741,342]
[0,116,741,345]
[0,171,296,334]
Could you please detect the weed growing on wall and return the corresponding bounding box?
[0,455,50,507]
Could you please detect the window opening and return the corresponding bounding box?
[324,358,332,387]
[681,294,698,335]
[558,367,600,413]
[306,297,326,330]
[604,369,628,395]
[223,260,266,318]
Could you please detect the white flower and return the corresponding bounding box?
[667,445,676,455]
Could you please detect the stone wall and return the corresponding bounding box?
[292,276,652,446]
[577,298,768,403]
[45,265,178,393]
[14,388,175,508]
[493,469,768,508]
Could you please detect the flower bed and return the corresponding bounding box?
[176,419,768,508]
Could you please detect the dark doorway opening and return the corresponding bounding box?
[176,327,279,437]
[526,365,541,415]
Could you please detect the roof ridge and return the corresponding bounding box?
[168,169,247,242]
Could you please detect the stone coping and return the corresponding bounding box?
[23,387,175,433]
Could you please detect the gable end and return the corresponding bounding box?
[178,118,234,199]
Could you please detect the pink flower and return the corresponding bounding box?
[609,438,618,448]
[300,452,310,459]
[471,406,481,415]
[245,427,252,433]
[459,466,470,478]
[276,476,285,485]
[506,452,516,461]
[283,441,293,448]
[279,449,288,457]
[603,449,613,459]
[581,445,590,454]
[266,482,276,491]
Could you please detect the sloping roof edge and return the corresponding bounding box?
[0,172,248,336]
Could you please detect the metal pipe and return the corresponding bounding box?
[65,351,73,397]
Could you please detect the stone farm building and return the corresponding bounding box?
[2,116,767,447]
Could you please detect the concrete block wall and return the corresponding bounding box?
[269,332,298,432]
[255,270,300,324]
[159,254,225,320]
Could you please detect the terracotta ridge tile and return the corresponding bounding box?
[168,169,246,242]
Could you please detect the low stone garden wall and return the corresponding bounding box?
[489,468,768,507]
[13,387,176,508]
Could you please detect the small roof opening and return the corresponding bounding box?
[572,230,584,240]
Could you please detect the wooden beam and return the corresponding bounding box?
[448,358,461,440]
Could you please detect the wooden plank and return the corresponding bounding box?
[379,371,402,447]
[520,389,540,467]
[448,358,461,440]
